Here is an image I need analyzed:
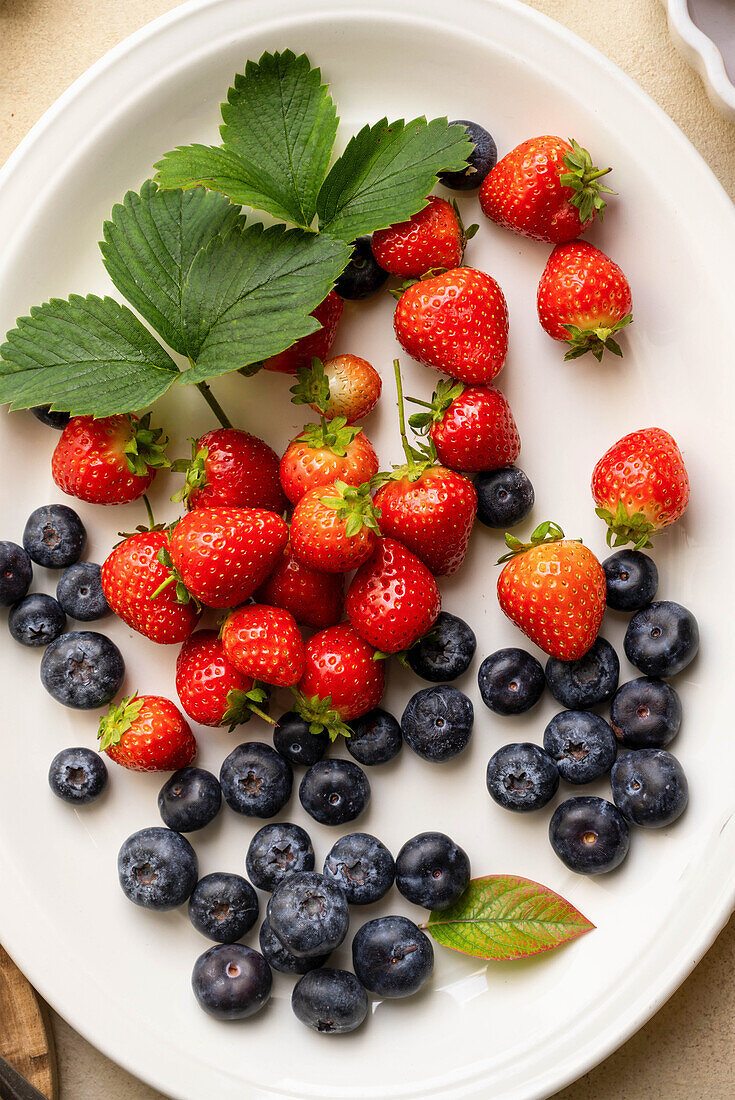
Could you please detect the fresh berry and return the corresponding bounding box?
[545,637,620,709]
[118,826,198,910]
[624,601,699,678]
[23,504,85,568]
[290,481,380,575]
[257,543,344,629]
[175,630,264,729]
[55,562,110,621]
[259,919,330,975]
[48,747,108,805]
[408,380,520,473]
[352,916,434,999]
[372,196,467,277]
[31,405,70,430]
[603,550,658,612]
[273,712,329,768]
[395,832,470,910]
[51,413,168,504]
[610,678,682,749]
[188,873,259,943]
[172,428,285,513]
[549,797,630,875]
[334,236,389,300]
[543,712,617,785]
[406,612,476,683]
[99,695,196,772]
[486,743,559,812]
[323,833,395,905]
[0,541,32,605]
[267,871,350,957]
[263,290,343,374]
[591,428,690,548]
[477,648,545,716]
[346,708,403,766]
[292,968,368,1035]
[476,466,535,529]
[8,593,66,647]
[41,631,124,709]
[611,749,689,828]
[346,537,441,654]
[439,120,497,190]
[290,355,382,423]
[219,742,293,818]
[279,419,378,505]
[479,136,613,243]
[157,767,222,832]
[401,685,474,763]
[299,759,371,826]
[192,944,271,1020]
[296,623,386,737]
[221,604,305,688]
[246,822,315,892]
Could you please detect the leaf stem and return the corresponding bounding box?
[393,359,415,469]
[195,381,233,429]
[142,495,155,531]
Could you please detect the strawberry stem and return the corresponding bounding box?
[150,574,177,599]
[195,380,233,430]
[142,495,155,530]
[249,703,276,726]
[393,359,416,470]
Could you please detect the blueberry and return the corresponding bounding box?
[40,630,124,709]
[346,708,403,766]
[475,466,535,529]
[0,542,32,605]
[267,871,349,958]
[219,742,293,818]
[549,796,630,875]
[23,505,86,568]
[610,677,682,749]
[48,747,108,805]
[292,968,368,1034]
[192,944,271,1020]
[299,759,370,826]
[395,832,470,911]
[611,749,688,829]
[545,637,619,710]
[273,711,328,767]
[352,916,433,998]
[259,919,331,974]
[188,873,259,943]
[603,550,658,612]
[334,237,389,300]
[31,405,70,430]
[246,822,315,892]
[157,767,222,832]
[55,562,110,621]
[406,612,477,682]
[477,648,545,716]
[624,601,699,678]
[543,711,617,784]
[486,743,559,812]
[8,593,66,647]
[401,685,474,762]
[118,827,198,910]
[323,833,395,905]
[438,120,497,190]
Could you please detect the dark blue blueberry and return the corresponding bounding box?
[323,833,395,905]
[0,541,32,605]
[610,677,682,749]
[406,612,477,682]
[40,630,124,709]
[603,550,658,612]
[352,915,433,998]
[299,759,370,826]
[611,749,688,829]
[475,466,535,529]
[477,648,545,716]
[292,968,368,1034]
[545,637,619,710]
[48,746,108,805]
[31,405,70,430]
[157,767,222,832]
[259,919,330,974]
[624,601,699,678]
[192,944,271,1020]
[273,711,328,767]
[118,827,198,910]
[267,871,349,958]
[334,237,389,300]
[438,120,497,190]
[549,796,630,875]
[486,742,559,812]
[8,593,66,647]
[219,742,292,818]
[543,711,617,784]
[395,832,470,911]
[55,562,110,621]
[23,505,86,568]
[401,685,474,762]
[188,873,259,943]
[346,708,403,766]
[246,822,315,892]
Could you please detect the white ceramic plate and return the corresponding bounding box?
[662,0,735,122]
[1,1,734,1098]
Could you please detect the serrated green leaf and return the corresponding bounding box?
[153,144,276,208]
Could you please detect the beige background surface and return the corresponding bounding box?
[1,0,734,1097]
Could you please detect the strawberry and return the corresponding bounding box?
[172,428,285,512]
[295,623,386,738]
[262,290,343,374]
[256,542,344,629]
[290,480,380,574]
[479,136,614,243]
[101,528,200,644]
[175,630,270,728]
[290,356,382,423]
[371,196,474,277]
[345,538,441,654]
[591,428,689,548]
[221,604,306,688]
[393,267,508,385]
[497,521,606,661]
[537,242,633,361]
[98,694,197,772]
[279,418,378,505]
[52,413,168,505]
[408,379,520,473]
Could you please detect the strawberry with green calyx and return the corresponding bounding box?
[256,542,344,630]
[293,623,386,740]
[408,378,520,473]
[175,630,272,729]
[262,290,344,375]
[98,694,197,772]
[171,428,285,512]
[279,416,379,505]
[221,604,306,688]
[290,480,381,574]
[52,413,169,505]
[371,196,477,278]
[290,355,382,424]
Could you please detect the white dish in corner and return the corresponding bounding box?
[663,0,735,121]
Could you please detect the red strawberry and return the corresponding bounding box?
[346,538,441,654]
[256,542,344,629]
[479,137,614,243]
[497,521,606,660]
[221,604,306,688]
[408,379,520,473]
[173,428,285,512]
[262,290,343,374]
[295,622,386,738]
[394,268,508,385]
[52,413,168,505]
[290,356,382,423]
[98,694,197,772]
[279,418,378,505]
[290,481,380,574]
[101,529,200,644]
[591,428,689,548]
[371,196,471,277]
[175,630,268,728]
